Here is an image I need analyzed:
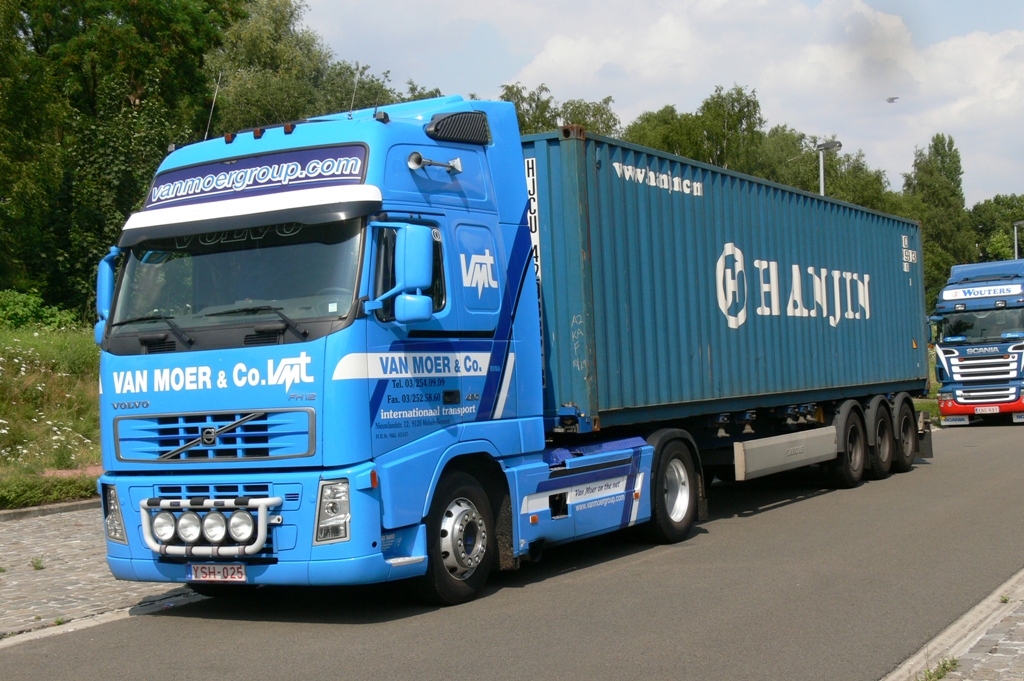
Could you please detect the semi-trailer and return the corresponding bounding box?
[96,96,931,604]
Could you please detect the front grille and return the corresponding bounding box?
[955,386,1018,403]
[115,409,314,462]
[949,354,1019,382]
[144,340,177,354]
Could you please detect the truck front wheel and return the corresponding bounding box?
[418,471,495,606]
[646,441,697,544]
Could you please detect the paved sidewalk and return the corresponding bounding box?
[0,505,191,639]
[884,567,1024,681]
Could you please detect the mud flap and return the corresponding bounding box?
[916,411,933,458]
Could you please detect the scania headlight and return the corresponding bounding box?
[177,511,202,544]
[103,484,127,544]
[202,511,228,543]
[152,511,177,543]
[315,480,351,544]
[938,392,953,402]
[228,510,255,543]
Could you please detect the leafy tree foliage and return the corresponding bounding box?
[499,82,619,136]
[206,0,441,136]
[901,134,978,310]
[4,0,245,313]
[970,194,1024,261]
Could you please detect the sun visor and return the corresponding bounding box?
[118,185,382,248]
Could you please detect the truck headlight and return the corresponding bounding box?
[177,511,202,544]
[103,484,127,544]
[315,480,351,544]
[153,511,177,543]
[202,511,228,543]
[228,510,255,543]
[938,392,953,402]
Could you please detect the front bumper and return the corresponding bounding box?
[100,465,429,587]
[939,398,1024,425]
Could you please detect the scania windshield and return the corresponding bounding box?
[106,219,363,351]
[937,308,1024,343]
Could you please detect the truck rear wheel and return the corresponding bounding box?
[891,401,917,473]
[866,403,894,480]
[418,471,495,606]
[647,440,697,544]
[827,410,866,488]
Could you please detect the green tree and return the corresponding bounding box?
[206,0,429,135]
[7,0,246,313]
[902,133,977,310]
[499,82,619,136]
[622,105,696,155]
[692,85,765,173]
[970,194,1024,261]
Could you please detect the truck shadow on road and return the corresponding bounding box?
[703,465,836,521]
[141,465,905,626]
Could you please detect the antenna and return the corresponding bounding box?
[348,64,361,119]
[204,72,223,141]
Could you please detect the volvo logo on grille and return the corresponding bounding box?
[201,427,218,446]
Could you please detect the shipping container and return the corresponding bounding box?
[523,128,928,430]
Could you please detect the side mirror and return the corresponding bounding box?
[95,246,120,344]
[395,294,433,323]
[365,222,434,323]
[395,224,433,291]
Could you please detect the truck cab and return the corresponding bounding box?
[932,260,1024,425]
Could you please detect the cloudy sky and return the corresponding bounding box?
[303,0,1024,206]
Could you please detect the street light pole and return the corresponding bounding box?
[1013,221,1023,260]
[815,140,842,196]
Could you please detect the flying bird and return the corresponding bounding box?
[886,96,899,103]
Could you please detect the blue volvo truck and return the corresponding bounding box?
[96,96,931,604]
[932,260,1024,426]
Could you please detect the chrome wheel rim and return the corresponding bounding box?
[439,496,487,580]
[664,458,690,523]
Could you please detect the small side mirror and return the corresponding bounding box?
[395,294,432,323]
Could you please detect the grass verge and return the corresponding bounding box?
[0,327,100,509]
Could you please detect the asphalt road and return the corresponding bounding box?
[1,425,1022,681]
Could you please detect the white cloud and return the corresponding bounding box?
[305,0,1024,204]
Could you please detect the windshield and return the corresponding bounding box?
[110,219,362,333]
[936,308,1024,343]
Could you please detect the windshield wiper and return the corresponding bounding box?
[206,305,308,338]
[110,314,194,346]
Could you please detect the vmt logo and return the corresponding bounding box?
[460,250,498,297]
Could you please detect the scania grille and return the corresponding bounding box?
[114,409,315,462]
[949,354,1019,382]
[140,484,283,558]
[955,386,1018,404]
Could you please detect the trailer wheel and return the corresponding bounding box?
[866,404,894,480]
[827,411,866,488]
[647,440,697,544]
[418,471,495,606]
[891,401,917,473]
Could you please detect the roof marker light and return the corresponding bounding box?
[224,132,236,144]
[253,128,264,140]
[284,123,295,134]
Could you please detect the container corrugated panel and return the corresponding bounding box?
[522,129,928,428]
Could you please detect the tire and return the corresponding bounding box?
[188,583,259,599]
[827,411,866,488]
[417,471,495,606]
[646,440,698,544]
[866,404,894,480]
[891,401,917,473]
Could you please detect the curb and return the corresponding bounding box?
[0,498,100,522]
[881,564,1024,681]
